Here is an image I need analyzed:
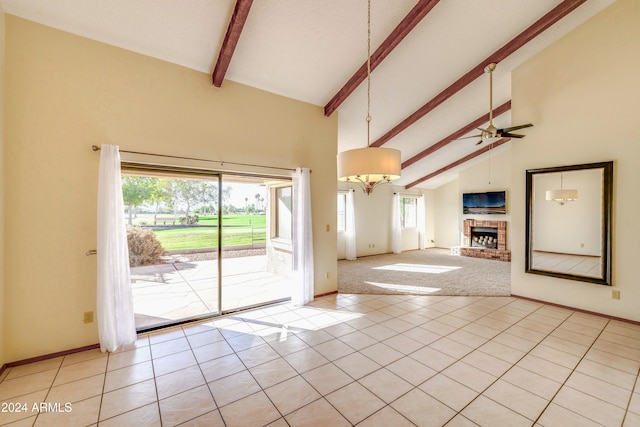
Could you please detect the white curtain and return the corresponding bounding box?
[97,145,137,352]
[417,194,426,250]
[291,168,314,306]
[345,190,357,260]
[391,192,402,254]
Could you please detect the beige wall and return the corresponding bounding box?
[511,0,640,321]
[0,9,6,367]
[4,16,338,361]
[433,179,460,247]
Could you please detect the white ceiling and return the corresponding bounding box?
[1,0,615,189]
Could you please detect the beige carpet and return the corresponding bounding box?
[338,248,510,296]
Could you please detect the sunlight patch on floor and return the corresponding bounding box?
[373,263,461,274]
[366,281,442,294]
[211,305,364,337]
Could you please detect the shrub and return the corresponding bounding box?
[127,226,165,267]
[179,214,199,225]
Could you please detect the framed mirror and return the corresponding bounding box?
[525,161,613,285]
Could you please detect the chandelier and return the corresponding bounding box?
[546,174,578,206]
[337,0,401,195]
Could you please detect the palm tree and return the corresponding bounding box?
[255,193,262,212]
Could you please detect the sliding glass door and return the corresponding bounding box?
[122,168,293,330]
[220,176,292,312]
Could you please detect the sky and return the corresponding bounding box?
[225,182,267,208]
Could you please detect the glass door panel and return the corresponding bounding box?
[123,171,221,331]
[220,176,292,312]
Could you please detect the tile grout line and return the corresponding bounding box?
[226,294,457,425]
[417,297,542,424]
[147,334,165,427]
[3,294,638,426]
[528,314,611,426]
[621,362,640,426]
[335,295,508,425]
[432,298,580,425]
[353,296,487,425]
[215,314,292,424]
[95,350,109,426]
[284,294,463,426]
[177,325,225,427]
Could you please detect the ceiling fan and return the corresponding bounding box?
[461,63,533,145]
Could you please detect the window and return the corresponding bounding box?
[337,192,347,232]
[400,196,417,228]
[275,186,292,240]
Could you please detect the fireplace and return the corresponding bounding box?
[461,219,510,262]
[471,227,498,249]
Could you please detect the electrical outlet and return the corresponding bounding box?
[325,272,329,279]
[611,290,620,300]
[83,311,94,324]
[580,243,584,248]
[326,224,330,232]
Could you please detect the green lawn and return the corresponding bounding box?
[130,213,266,227]
[155,215,266,251]
[196,214,266,228]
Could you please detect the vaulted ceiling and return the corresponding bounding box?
[1,0,614,189]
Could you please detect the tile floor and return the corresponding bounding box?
[1,293,639,426]
[531,251,602,278]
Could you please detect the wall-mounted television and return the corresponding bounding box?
[463,191,507,214]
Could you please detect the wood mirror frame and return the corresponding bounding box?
[525,161,613,286]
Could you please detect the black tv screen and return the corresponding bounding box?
[463,191,506,214]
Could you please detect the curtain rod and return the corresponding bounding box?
[91,145,299,173]
[394,192,423,196]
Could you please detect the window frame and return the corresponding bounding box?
[270,184,293,242]
[337,191,348,232]
[400,196,418,229]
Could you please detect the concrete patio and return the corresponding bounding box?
[131,254,292,330]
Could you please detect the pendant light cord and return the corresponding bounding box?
[489,142,495,185]
[488,67,493,126]
[366,0,372,148]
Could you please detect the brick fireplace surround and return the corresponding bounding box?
[461,219,511,262]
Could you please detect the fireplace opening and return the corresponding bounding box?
[471,227,498,249]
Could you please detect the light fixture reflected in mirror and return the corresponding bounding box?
[337,0,401,195]
[546,174,578,206]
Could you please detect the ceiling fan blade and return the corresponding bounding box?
[501,123,533,133]
[501,132,525,138]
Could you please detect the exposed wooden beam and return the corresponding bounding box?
[405,138,510,189]
[402,100,511,169]
[372,0,586,147]
[323,0,441,117]
[212,0,254,87]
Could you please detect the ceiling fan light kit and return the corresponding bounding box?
[337,0,401,195]
[458,62,533,146]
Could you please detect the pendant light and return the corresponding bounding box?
[546,174,578,206]
[337,0,401,195]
